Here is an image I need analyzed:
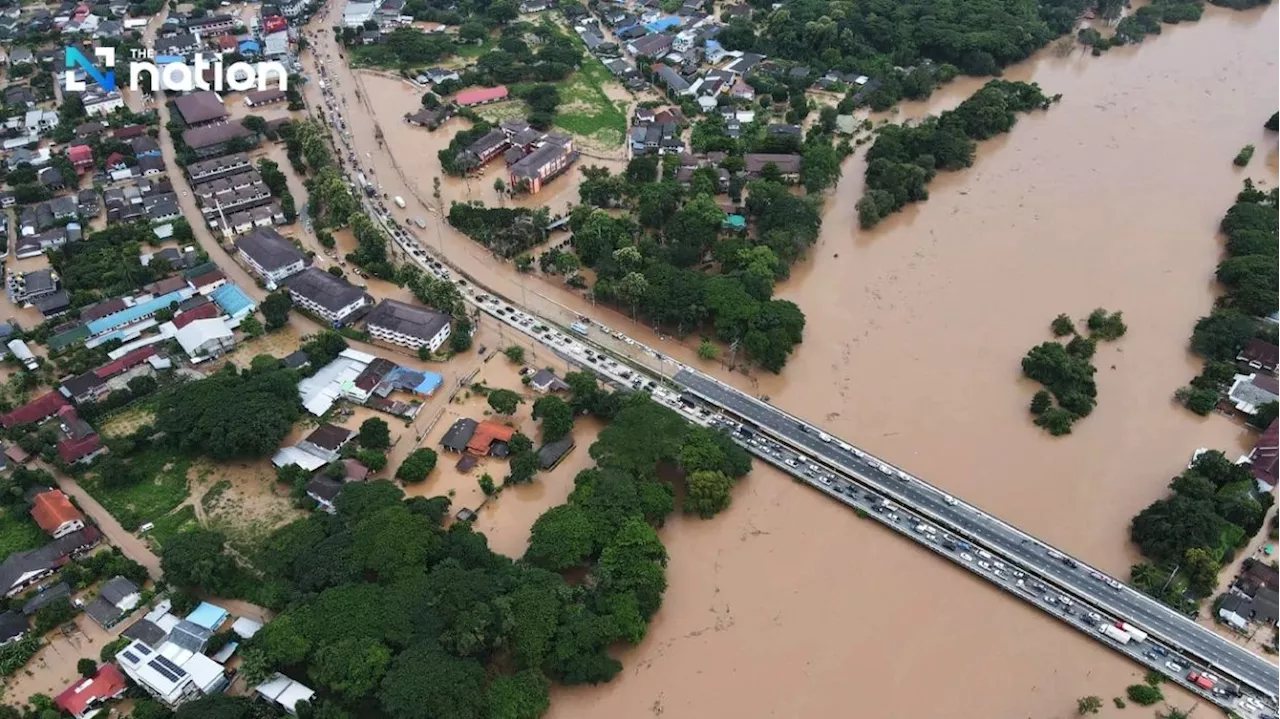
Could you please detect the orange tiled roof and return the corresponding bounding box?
[466,420,515,454]
[31,490,84,533]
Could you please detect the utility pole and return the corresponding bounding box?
[727,338,740,371]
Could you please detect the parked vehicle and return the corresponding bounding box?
[394,196,406,208]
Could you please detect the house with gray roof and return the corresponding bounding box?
[441,418,478,453]
[1228,373,1280,417]
[84,576,141,628]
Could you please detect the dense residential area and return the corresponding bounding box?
[0,0,758,716]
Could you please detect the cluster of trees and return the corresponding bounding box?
[1177,181,1279,415]
[161,527,258,599]
[257,159,298,223]
[516,84,562,131]
[343,26,457,68]
[1129,451,1274,605]
[563,175,812,372]
[716,0,1087,102]
[447,202,550,258]
[307,168,361,229]
[279,120,334,175]
[1022,309,1130,435]
[438,121,497,176]
[222,392,744,719]
[155,361,302,460]
[347,214,396,281]
[857,81,1053,228]
[402,0,521,27]
[456,23,582,88]
[49,223,169,305]
[532,395,573,443]
[395,448,438,483]
[1112,0,1204,45]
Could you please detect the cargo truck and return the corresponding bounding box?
[1115,621,1149,643]
[1187,671,1214,690]
[1098,624,1131,644]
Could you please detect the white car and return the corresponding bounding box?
[942,494,958,506]
[977,560,992,570]
[877,464,893,475]
[959,553,974,563]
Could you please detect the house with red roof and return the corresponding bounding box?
[1,391,70,429]
[30,489,85,538]
[113,125,146,140]
[67,144,93,172]
[173,302,223,329]
[189,268,227,295]
[104,152,127,172]
[94,346,157,380]
[54,664,128,719]
[53,406,106,466]
[1248,419,1278,491]
[454,86,508,107]
[58,433,104,465]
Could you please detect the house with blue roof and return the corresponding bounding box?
[84,288,193,348]
[210,282,256,321]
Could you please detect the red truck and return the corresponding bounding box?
[1187,671,1214,690]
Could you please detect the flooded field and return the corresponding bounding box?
[405,339,596,557]
[295,5,1280,717]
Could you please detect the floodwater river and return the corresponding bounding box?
[302,4,1277,716]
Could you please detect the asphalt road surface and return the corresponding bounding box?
[674,368,1280,699]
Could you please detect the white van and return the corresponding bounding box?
[138,522,155,534]
[818,432,832,443]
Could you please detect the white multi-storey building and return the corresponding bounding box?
[283,267,369,326]
[364,299,451,353]
[234,227,305,285]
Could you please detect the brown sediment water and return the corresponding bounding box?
[301,5,1277,716]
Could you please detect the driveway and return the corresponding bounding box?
[52,469,161,580]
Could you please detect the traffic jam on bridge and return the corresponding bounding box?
[327,95,1279,719]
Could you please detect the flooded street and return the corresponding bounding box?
[291,4,1280,717]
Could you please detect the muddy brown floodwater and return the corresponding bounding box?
[544,6,1279,719]
[299,3,1278,715]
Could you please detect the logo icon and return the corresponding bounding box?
[64,46,116,92]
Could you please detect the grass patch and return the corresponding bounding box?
[0,509,47,559]
[475,100,533,125]
[454,35,496,59]
[83,449,192,531]
[99,403,157,439]
[147,505,199,548]
[552,51,627,147]
[348,45,403,70]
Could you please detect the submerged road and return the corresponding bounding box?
[673,368,1280,701]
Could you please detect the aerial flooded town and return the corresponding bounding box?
[0,0,1274,717]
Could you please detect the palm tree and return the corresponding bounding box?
[1129,562,1162,590]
